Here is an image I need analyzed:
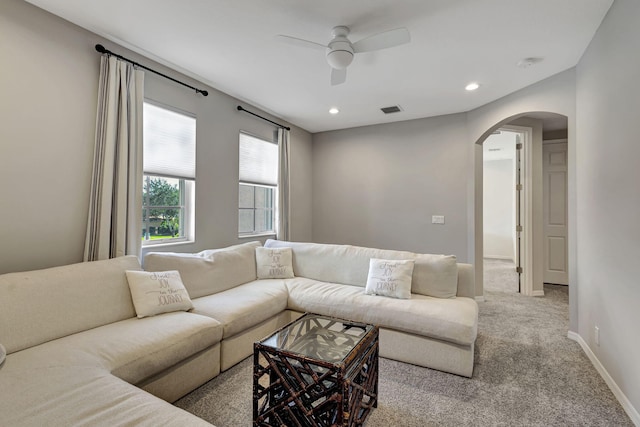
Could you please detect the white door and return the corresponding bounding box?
[543,142,568,285]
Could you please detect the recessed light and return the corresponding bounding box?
[465,82,480,91]
[329,107,340,115]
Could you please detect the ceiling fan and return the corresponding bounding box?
[276,26,411,85]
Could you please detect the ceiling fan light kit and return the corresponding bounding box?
[326,46,354,69]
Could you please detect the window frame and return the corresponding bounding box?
[142,100,196,247]
[142,174,195,246]
[238,131,278,238]
[238,182,276,237]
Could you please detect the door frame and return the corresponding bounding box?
[542,138,569,285]
[483,124,534,296]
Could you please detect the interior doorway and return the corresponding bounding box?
[475,112,569,299]
[482,128,526,293]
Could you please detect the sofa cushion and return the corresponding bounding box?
[0,365,212,427]
[126,270,194,318]
[191,280,289,338]
[0,256,140,354]
[265,240,416,286]
[4,312,223,386]
[365,258,414,299]
[264,240,459,298]
[144,241,260,298]
[285,278,478,346]
[255,247,294,279]
[412,254,458,298]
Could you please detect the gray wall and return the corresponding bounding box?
[576,0,640,416]
[312,114,469,260]
[0,0,312,274]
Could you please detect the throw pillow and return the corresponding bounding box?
[411,254,458,298]
[255,247,294,279]
[125,270,193,318]
[365,258,415,299]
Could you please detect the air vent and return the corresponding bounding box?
[380,105,403,114]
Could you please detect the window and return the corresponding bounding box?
[142,102,196,245]
[239,132,278,236]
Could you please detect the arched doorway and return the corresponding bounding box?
[475,112,568,298]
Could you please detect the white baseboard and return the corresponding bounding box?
[475,295,485,302]
[532,290,545,297]
[568,331,640,425]
[483,256,515,261]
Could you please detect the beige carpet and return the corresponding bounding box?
[175,261,633,426]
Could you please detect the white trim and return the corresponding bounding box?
[532,290,545,297]
[238,232,276,239]
[475,295,486,302]
[568,331,640,425]
[484,255,515,261]
[500,124,534,296]
[542,138,568,145]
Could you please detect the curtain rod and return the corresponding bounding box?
[237,106,290,130]
[94,44,208,96]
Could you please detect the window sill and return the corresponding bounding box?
[238,232,276,240]
[142,239,195,249]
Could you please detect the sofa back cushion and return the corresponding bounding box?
[0,255,140,354]
[265,239,407,287]
[413,254,459,298]
[143,241,260,299]
[264,240,459,298]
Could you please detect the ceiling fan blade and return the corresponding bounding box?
[275,35,326,51]
[352,27,410,53]
[331,68,347,86]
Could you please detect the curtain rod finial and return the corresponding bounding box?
[200,90,209,96]
[95,44,107,54]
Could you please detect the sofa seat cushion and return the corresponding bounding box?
[191,280,288,338]
[5,312,223,385]
[285,278,478,346]
[0,366,212,426]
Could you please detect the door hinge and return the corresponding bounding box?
[516,143,523,150]
[516,184,523,191]
[516,225,523,232]
[516,266,523,274]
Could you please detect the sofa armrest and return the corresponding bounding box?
[456,263,475,298]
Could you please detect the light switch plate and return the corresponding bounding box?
[432,215,445,224]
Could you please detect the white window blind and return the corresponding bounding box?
[143,102,196,179]
[239,132,278,186]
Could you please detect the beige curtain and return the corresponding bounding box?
[84,56,144,261]
[276,128,291,240]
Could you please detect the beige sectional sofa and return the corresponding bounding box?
[0,256,215,426]
[0,239,477,426]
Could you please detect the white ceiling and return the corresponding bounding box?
[24,0,613,133]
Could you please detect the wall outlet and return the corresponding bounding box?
[595,326,600,346]
[432,215,445,225]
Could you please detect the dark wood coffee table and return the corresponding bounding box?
[253,313,379,426]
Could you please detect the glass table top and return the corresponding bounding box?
[259,313,374,363]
